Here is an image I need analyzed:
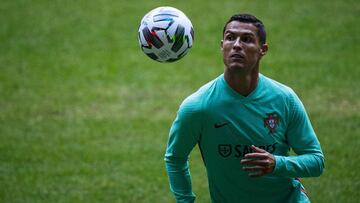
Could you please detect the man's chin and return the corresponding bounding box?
[228,63,246,70]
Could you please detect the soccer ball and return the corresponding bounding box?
[138,6,194,62]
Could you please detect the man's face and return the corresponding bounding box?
[221,21,268,73]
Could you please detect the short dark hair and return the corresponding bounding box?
[223,14,266,45]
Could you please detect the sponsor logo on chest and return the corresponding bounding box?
[214,112,281,158]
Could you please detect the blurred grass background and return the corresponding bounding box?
[0,0,359,202]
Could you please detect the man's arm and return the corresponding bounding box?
[272,92,325,177]
[165,100,202,202]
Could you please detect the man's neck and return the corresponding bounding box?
[224,68,259,97]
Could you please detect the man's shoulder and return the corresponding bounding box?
[179,75,221,111]
[261,74,297,99]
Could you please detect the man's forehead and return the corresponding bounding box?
[224,21,258,35]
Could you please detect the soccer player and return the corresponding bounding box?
[164,14,325,202]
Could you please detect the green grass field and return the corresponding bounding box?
[1,0,359,202]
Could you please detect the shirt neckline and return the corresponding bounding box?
[220,73,264,102]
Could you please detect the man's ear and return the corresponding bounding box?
[260,43,268,56]
[220,40,224,51]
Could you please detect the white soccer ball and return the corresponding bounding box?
[138,6,194,62]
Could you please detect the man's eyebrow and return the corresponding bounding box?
[224,29,256,36]
[224,30,234,35]
[242,32,256,37]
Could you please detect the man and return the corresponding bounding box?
[165,14,325,203]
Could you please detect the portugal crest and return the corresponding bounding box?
[264,113,279,134]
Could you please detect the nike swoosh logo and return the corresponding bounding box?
[214,122,230,128]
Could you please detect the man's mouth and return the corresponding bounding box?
[230,53,244,60]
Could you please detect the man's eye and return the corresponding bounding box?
[226,35,235,41]
[242,36,253,43]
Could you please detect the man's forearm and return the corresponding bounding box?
[272,153,325,177]
[165,157,196,203]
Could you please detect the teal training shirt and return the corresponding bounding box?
[165,74,325,203]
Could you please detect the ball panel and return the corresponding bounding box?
[171,25,185,52]
[142,27,164,49]
[190,27,194,41]
[146,53,159,61]
[153,13,177,23]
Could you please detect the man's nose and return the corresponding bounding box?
[233,38,242,49]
